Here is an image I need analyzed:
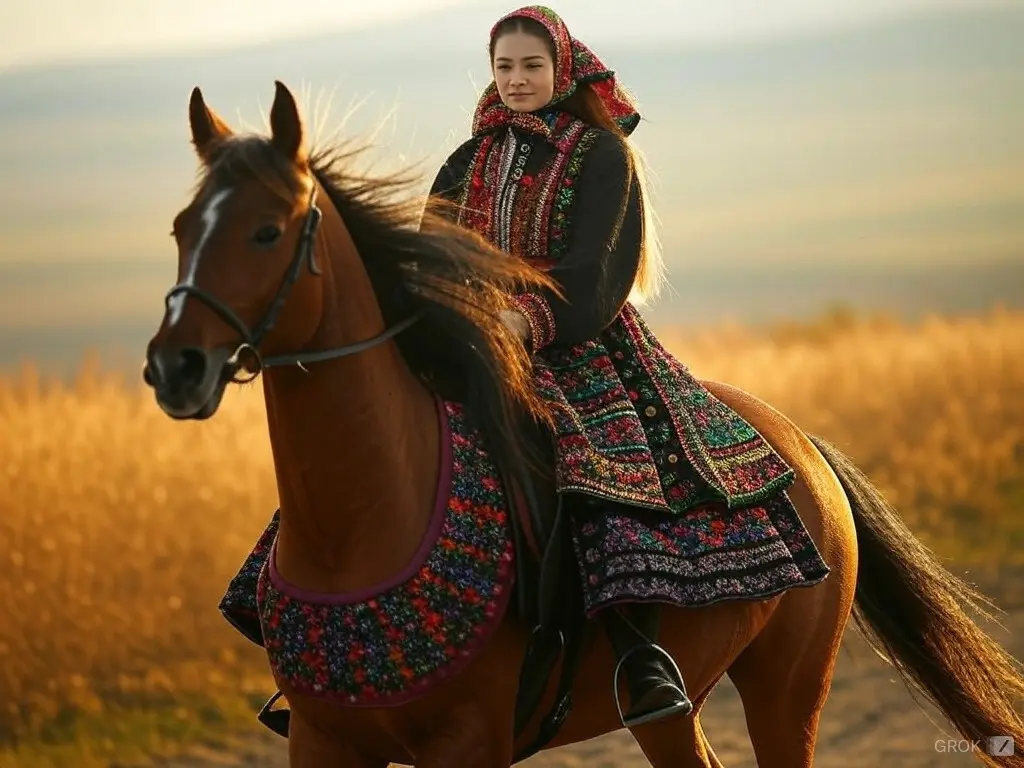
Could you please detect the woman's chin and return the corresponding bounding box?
[504,97,544,113]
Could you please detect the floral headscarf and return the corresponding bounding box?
[471,5,642,139]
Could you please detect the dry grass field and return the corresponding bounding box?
[1,306,1022,767]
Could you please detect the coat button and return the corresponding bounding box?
[644,405,657,417]
[667,453,679,464]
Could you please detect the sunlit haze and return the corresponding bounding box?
[0,0,1021,373]
[3,0,1012,69]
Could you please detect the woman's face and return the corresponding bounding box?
[492,30,555,113]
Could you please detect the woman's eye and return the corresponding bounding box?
[253,225,282,246]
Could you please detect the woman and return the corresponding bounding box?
[425,5,830,727]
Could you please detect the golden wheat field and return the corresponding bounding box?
[1,306,1022,766]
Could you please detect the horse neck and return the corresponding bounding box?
[262,208,439,595]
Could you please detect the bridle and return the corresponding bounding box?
[162,182,420,381]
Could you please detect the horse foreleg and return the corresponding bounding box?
[287,711,387,768]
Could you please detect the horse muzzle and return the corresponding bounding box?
[143,345,233,420]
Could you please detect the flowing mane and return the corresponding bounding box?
[193,132,558,476]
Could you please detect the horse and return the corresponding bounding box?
[142,80,1024,767]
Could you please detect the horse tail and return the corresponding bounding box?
[808,434,1024,766]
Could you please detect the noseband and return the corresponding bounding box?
[163,183,419,380]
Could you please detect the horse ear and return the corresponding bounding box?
[269,81,306,162]
[188,86,232,162]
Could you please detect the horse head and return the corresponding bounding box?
[143,81,413,419]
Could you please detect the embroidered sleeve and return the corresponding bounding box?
[529,130,643,349]
[510,292,556,352]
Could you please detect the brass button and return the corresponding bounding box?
[644,405,657,417]
[667,453,679,464]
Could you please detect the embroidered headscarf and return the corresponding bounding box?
[471,5,641,140]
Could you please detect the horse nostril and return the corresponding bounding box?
[177,347,209,385]
[148,347,210,392]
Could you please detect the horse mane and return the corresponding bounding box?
[198,133,558,481]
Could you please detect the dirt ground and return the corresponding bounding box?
[155,564,1023,768]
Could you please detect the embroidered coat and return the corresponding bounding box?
[428,111,795,517]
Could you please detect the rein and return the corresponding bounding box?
[163,182,420,378]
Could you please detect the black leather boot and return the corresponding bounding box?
[602,603,693,727]
[256,690,290,737]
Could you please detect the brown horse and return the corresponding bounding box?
[143,80,1024,767]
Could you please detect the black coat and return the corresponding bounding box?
[427,122,643,348]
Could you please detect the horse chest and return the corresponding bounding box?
[254,401,517,706]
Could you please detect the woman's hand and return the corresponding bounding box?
[499,309,530,342]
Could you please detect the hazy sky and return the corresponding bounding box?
[3,0,1013,70]
[0,0,1020,366]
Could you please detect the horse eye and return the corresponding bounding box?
[253,225,282,246]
